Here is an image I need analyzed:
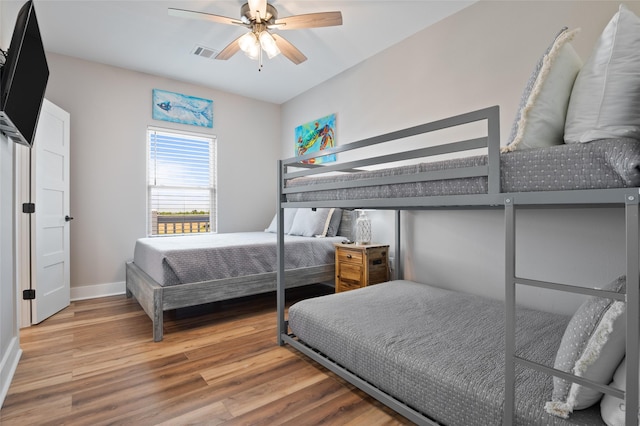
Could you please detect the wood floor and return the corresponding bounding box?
[0,285,412,425]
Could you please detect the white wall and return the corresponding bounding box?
[280,1,640,315]
[43,53,281,297]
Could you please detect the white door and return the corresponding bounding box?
[31,99,71,323]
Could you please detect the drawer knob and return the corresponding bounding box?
[346,254,352,259]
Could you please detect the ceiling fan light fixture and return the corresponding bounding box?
[238,32,258,52]
[259,31,280,59]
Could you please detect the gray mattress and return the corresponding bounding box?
[286,138,640,201]
[133,232,344,286]
[288,280,605,425]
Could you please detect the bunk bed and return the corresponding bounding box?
[275,104,640,425]
[277,7,640,422]
[126,209,352,341]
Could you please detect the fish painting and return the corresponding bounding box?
[153,89,213,128]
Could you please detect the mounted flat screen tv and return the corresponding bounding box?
[0,0,49,147]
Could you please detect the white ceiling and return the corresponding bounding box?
[1,1,475,104]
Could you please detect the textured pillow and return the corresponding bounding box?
[503,27,582,152]
[601,358,630,426]
[288,208,333,237]
[265,208,297,234]
[545,276,627,418]
[564,4,640,143]
[325,208,342,237]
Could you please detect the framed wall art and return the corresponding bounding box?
[295,113,336,164]
[152,89,213,128]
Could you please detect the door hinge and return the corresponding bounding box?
[22,203,35,214]
[23,289,36,300]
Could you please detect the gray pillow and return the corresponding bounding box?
[337,209,357,241]
[265,208,297,234]
[325,208,342,237]
[288,208,333,237]
[545,276,627,418]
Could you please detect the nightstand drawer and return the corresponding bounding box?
[337,249,363,265]
[339,263,363,283]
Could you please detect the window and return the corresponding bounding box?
[147,128,217,236]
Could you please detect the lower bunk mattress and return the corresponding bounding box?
[133,232,344,286]
[288,280,604,425]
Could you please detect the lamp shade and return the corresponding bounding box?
[259,31,280,59]
[238,32,258,53]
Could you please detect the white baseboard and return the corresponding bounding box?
[71,281,126,301]
[0,336,22,409]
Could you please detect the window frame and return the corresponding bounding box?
[146,126,217,237]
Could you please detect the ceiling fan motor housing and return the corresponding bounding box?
[241,3,278,23]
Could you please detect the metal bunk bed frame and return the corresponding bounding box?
[275,105,640,425]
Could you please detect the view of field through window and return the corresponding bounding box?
[148,128,216,235]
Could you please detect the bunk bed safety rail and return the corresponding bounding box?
[280,105,501,201]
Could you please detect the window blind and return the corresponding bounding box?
[147,128,216,235]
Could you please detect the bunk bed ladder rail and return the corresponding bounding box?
[504,195,640,425]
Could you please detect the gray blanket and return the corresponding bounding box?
[133,232,344,286]
[286,138,640,201]
[288,280,605,425]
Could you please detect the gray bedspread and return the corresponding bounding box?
[133,232,344,286]
[286,138,640,201]
[288,280,605,425]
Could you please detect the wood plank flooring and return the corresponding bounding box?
[0,285,412,425]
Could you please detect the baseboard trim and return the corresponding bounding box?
[71,281,126,301]
[0,336,22,409]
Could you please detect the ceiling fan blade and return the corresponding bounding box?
[168,8,244,26]
[248,0,267,22]
[273,12,343,30]
[215,35,244,60]
[272,34,307,65]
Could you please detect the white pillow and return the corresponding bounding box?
[503,28,582,152]
[601,358,632,426]
[265,208,297,234]
[564,4,640,143]
[288,208,334,237]
[545,276,627,418]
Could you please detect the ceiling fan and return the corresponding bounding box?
[169,0,343,70]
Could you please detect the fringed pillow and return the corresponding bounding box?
[545,276,627,419]
[502,27,582,152]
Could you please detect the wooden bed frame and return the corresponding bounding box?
[276,106,640,425]
[126,261,334,342]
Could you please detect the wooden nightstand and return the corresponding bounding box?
[334,243,389,293]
